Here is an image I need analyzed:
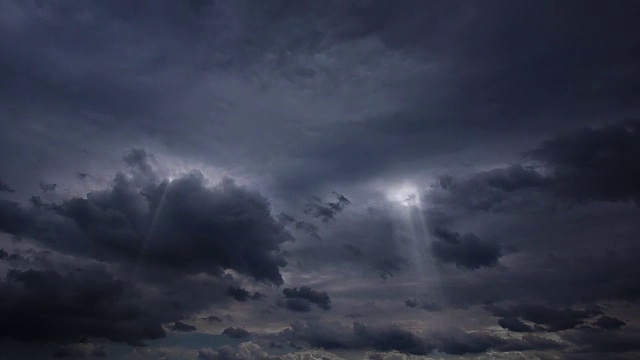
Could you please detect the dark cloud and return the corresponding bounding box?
[352,322,431,355]
[227,286,267,302]
[303,192,351,222]
[0,267,166,345]
[374,256,410,279]
[294,221,321,241]
[53,343,107,358]
[344,313,364,319]
[39,182,57,192]
[203,315,223,323]
[343,243,363,256]
[275,320,565,356]
[431,329,565,355]
[562,327,640,354]
[403,299,439,312]
[123,148,157,183]
[280,286,331,312]
[222,327,250,339]
[278,298,313,313]
[199,343,277,360]
[435,248,640,311]
[199,346,233,360]
[171,321,196,332]
[289,206,413,281]
[528,119,640,205]
[497,317,534,333]
[1,2,640,359]
[277,320,354,351]
[277,213,296,226]
[0,178,15,193]
[0,151,294,347]
[0,150,293,285]
[594,316,626,330]
[433,165,550,212]
[433,119,640,213]
[278,213,321,241]
[429,226,502,270]
[487,304,602,332]
[404,299,418,308]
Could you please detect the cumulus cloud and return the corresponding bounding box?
[0,149,293,285]
[0,150,295,346]
[1,2,640,359]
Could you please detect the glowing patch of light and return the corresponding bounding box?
[386,183,420,207]
[379,180,446,310]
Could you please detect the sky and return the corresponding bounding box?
[0,1,639,359]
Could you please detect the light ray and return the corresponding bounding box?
[386,181,446,309]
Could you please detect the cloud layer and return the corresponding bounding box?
[1,1,639,359]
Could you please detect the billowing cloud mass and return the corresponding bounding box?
[0,150,292,285]
[0,266,166,344]
[0,151,292,348]
[1,1,639,359]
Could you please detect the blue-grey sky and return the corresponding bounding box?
[1,1,640,359]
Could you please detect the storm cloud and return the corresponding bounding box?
[429,226,502,270]
[487,304,603,332]
[1,1,639,359]
[0,150,293,285]
[0,267,166,344]
[278,286,332,312]
[274,320,566,356]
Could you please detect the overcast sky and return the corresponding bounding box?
[1,1,640,359]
